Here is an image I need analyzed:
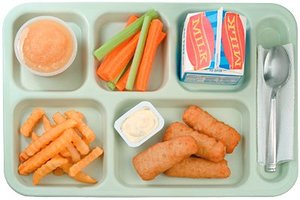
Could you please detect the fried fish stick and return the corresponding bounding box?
[20,108,45,137]
[163,122,226,162]
[18,130,73,175]
[183,105,241,153]
[33,156,68,185]
[164,157,231,178]
[19,119,77,162]
[133,136,198,181]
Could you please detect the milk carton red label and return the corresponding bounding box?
[222,13,246,70]
[180,8,247,85]
[186,13,214,70]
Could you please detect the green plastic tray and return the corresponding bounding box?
[3,2,298,197]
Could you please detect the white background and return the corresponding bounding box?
[0,0,299,199]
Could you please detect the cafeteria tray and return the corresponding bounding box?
[3,2,298,197]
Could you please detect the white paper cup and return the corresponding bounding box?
[114,101,165,147]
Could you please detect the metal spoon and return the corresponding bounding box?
[263,46,290,172]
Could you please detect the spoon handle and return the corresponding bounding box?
[265,90,277,172]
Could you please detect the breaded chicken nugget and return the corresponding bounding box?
[133,136,198,181]
[165,157,231,178]
[183,105,240,153]
[163,122,226,162]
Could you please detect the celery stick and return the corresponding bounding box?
[126,16,151,91]
[107,82,116,90]
[94,9,158,61]
[107,62,131,90]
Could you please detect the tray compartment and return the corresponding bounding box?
[113,99,250,187]
[256,17,290,48]
[12,99,107,187]
[174,10,251,92]
[12,12,88,91]
[93,12,169,91]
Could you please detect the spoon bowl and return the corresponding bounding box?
[264,46,290,90]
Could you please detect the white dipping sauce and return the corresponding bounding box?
[121,107,158,142]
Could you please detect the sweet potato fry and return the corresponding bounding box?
[42,115,53,131]
[60,149,71,158]
[31,132,39,142]
[61,162,97,184]
[18,130,73,175]
[64,110,84,121]
[19,119,77,162]
[71,129,89,155]
[66,140,81,162]
[20,108,45,137]
[69,147,103,177]
[64,112,95,143]
[53,113,89,155]
[33,156,68,185]
[53,167,64,176]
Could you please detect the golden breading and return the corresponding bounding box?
[183,105,241,153]
[132,136,198,181]
[162,122,226,162]
[164,157,231,178]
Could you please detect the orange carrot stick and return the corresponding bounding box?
[116,66,131,91]
[116,32,165,91]
[101,32,141,81]
[135,19,164,91]
[97,15,138,81]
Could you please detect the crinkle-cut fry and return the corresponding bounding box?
[20,108,45,137]
[71,129,89,155]
[61,162,97,184]
[52,112,67,123]
[19,119,77,162]
[64,110,84,121]
[64,112,95,143]
[66,140,81,162]
[33,155,68,185]
[60,148,71,158]
[42,115,53,131]
[69,147,103,177]
[53,113,89,155]
[31,132,39,142]
[53,167,64,176]
[18,130,73,175]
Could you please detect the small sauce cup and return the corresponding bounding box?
[114,101,165,147]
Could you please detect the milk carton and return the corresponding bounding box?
[180,8,247,84]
